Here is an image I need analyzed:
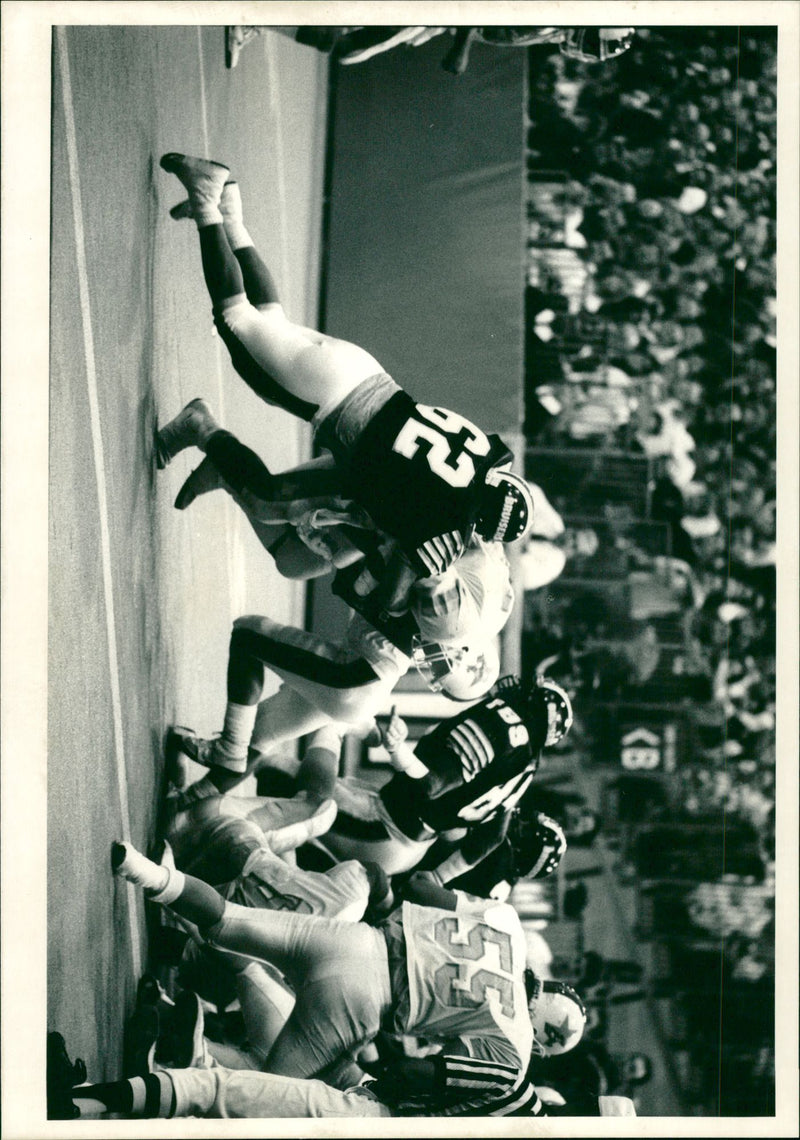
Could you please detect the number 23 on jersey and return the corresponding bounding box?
[392,405,491,488]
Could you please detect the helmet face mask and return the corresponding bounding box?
[561,27,635,63]
[411,636,500,702]
[477,468,535,544]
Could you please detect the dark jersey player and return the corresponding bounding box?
[314,674,575,876]
[154,154,535,609]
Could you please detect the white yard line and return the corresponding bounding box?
[265,34,292,302]
[196,27,247,618]
[55,28,142,979]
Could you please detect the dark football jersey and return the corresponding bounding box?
[381,697,539,836]
[332,557,420,655]
[343,392,513,576]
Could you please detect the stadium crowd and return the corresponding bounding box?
[519,24,776,1113]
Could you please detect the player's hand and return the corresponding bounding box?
[381,706,408,753]
[353,565,379,597]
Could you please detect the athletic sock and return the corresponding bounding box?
[213,702,259,771]
[74,1073,175,1118]
[233,246,282,305]
[198,224,245,306]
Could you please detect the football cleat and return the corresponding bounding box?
[111,840,172,892]
[529,978,587,1056]
[165,726,217,776]
[476,468,535,544]
[225,25,264,69]
[47,1032,86,1120]
[155,398,219,470]
[174,456,226,510]
[159,153,230,193]
[124,1003,160,1077]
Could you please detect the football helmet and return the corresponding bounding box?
[509,810,567,881]
[476,468,535,544]
[412,636,500,702]
[528,978,587,1057]
[561,27,635,63]
[494,674,574,750]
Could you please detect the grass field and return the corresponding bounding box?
[42,23,327,1099]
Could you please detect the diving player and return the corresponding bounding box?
[155,154,535,616]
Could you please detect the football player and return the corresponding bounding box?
[49,1030,637,1120]
[152,798,396,1073]
[162,412,517,646]
[169,610,500,812]
[111,843,587,1103]
[173,673,573,878]
[156,154,534,613]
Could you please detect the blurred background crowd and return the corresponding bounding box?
[514,25,776,1115]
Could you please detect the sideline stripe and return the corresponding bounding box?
[196,27,246,617]
[265,34,291,299]
[56,28,142,979]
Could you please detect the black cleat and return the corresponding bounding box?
[47,1032,86,1119]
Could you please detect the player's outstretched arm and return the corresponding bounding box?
[381,707,429,778]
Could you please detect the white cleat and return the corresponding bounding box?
[155,398,219,470]
[111,841,169,892]
[159,154,229,224]
[171,180,242,223]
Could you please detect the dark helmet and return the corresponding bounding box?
[494,674,574,751]
[475,468,535,544]
[509,810,567,881]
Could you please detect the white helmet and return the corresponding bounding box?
[412,637,500,702]
[529,978,587,1057]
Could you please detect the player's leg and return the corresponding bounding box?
[169,1065,392,1117]
[163,156,383,419]
[166,801,267,884]
[54,1063,388,1120]
[234,960,296,1065]
[203,904,392,1078]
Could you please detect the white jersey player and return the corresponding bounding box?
[112,844,587,1102]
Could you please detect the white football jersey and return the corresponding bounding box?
[395,896,533,1069]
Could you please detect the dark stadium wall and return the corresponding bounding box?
[321,37,527,436]
[309,39,528,660]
